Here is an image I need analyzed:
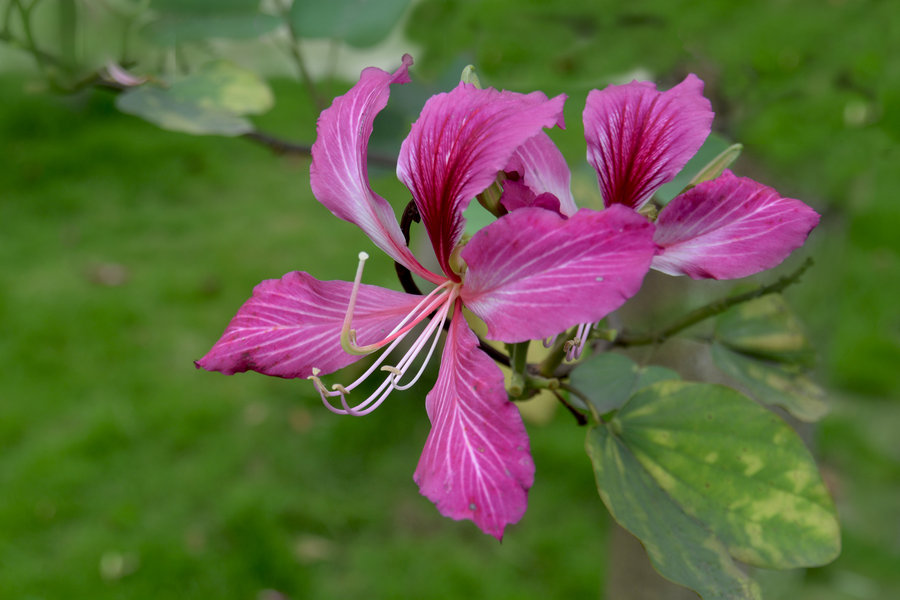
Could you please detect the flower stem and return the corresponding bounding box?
[613,257,814,347]
[537,331,573,377]
[507,341,530,397]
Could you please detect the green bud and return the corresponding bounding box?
[685,143,743,190]
[460,65,482,88]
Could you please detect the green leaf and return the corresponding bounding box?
[116,86,253,136]
[711,342,828,422]
[588,381,840,597]
[631,381,837,562]
[715,294,814,366]
[169,61,274,115]
[569,352,680,414]
[587,425,762,600]
[151,0,261,14]
[290,0,412,48]
[115,62,273,136]
[144,14,282,42]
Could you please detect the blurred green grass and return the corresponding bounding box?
[1,0,899,598]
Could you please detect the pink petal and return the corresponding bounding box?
[460,205,656,342]
[499,181,562,214]
[652,171,820,279]
[414,302,534,540]
[501,132,577,216]
[398,84,566,277]
[195,271,423,378]
[584,74,713,210]
[310,54,441,284]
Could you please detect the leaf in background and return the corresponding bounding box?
[711,342,828,422]
[715,293,815,367]
[587,380,839,598]
[115,61,273,136]
[291,0,412,48]
[569,352,679,414]
[169,61,274,115]
[116,86,253,136]
[587,424,762,600]
[146,0,281,42]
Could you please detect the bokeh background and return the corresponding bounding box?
[1,0,898,598]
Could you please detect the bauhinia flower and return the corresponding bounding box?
[195,55,657,539]
[583,74,820,279]
[502,74,820,358]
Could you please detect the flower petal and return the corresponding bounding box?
[652,171,820,279]
[460,205,656,342]
[414,301,534,540]
[584,74,713,210]
[195,272,423,378]
[310,54,440,284]
[501,132,577,216]
[398,84,566,277]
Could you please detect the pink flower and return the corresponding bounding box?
[196,55,657,539]
[583,74,820,280]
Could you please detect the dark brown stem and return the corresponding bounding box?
[552,389,588,426]
[241,131,397,168]
[394,200,423,296]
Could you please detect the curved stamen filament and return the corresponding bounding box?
[340,251,454,355]
[310,288,459,417]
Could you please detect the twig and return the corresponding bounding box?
[276,0,323,111]
[240,130,397,168]
[613,257,814,347]
[551,389,588,426]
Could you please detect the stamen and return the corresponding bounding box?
[340,251,371,355]
[565,322,593,361]
[390,299,451,391]
[339,250,454,355]
[311,287,460,417]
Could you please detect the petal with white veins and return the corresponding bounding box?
[310,54,441,284]
[195,272,424,378]
[460,205,656,343]
[653,171,820,280]
[414,301,534,540]
[398,84,566,277]
[584,74,713,210]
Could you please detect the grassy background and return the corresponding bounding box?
[1,0,898,598]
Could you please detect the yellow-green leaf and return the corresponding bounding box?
[715,294,814,366]
[116,86,252,136]
[616,381,840,569]
[711,342,828,422]
[587,425,762,600]
[169,61,273,116]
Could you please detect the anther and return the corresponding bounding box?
[380,366,403,378]
[308,368,328,393]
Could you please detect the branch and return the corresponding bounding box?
[613,257,814,347]
[240,130,397,168]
